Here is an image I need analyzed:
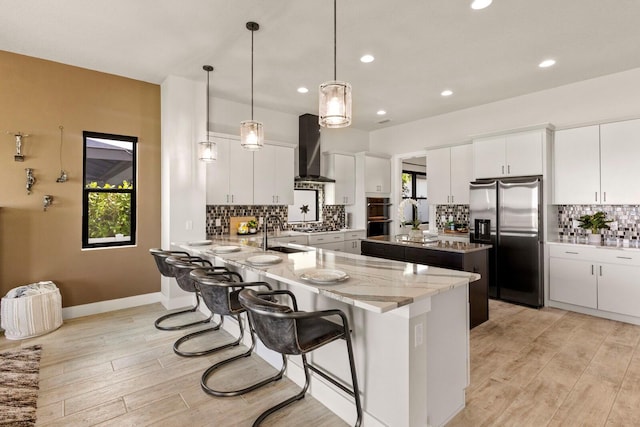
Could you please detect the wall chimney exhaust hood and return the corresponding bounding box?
[295,113,335,183]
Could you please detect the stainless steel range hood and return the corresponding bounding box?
[295,113,335,183]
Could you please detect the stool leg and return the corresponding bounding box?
[154,293,212,331]
[345,331,363,427]
[253,354,312,427]
[201,314,286,397]
[173,316,231,357]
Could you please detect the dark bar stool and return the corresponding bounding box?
[149,248,222,331]
[190,268,287,397]
[238,288,363,427]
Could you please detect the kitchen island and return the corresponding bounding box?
[361,235,491,328]
[177,236,479,426]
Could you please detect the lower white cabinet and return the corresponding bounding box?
[343,230,366,254]
[548,244,640,320]
[271,235,308,245]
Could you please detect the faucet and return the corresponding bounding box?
[263,215,283,251]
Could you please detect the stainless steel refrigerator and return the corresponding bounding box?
[469,177,544,308]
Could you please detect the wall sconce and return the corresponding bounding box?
[8,132,30,162]
[43,195,53,212]
[25,168,36,194]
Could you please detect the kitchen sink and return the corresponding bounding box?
[268,246,308,254]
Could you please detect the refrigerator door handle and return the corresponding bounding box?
[499,179,540,187]
[470,182,497,189]
[499,231,539,238]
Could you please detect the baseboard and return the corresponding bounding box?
[61,292,163,320]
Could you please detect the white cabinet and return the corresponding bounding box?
[207,137,254,205]
[307,232,345,252]
[427,144,472,205]
[553,126,600,204]
[324,152,356,205]
[343,230,366,254]
[548,244,640,319]
[473,130,543,179]
[365,155,391,194]
[253,144,294,205]
[271,234,308,245]
[554,119,640,205]
[600,119,640,204]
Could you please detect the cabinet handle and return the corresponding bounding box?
[565,251,579,254]
[507,165,511,174]
[276,195,279,203]
[616,256,633,260]
[502,165,505,174]
[604,192,607,202]
[231,195,234,203]
[595,192,598,202]
[591,265,594,275]
[226,194,229,203]
[451,195,454,203]
[599,265,603,276]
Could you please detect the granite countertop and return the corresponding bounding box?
[364,235,492,254]
[177,236,479,314]
[548,240,640,252]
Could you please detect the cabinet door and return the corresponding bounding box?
[228,142,253,205]
[426,147,451,204]
[450,144,472,204]
[343,239,361,254]
[549,257,597,308]
[553,126,601,204]
[253,144,275,205]
[506,130,543,176]
[274,146,294,205]
[365,156,391,193]
[334,154,356,204]
[597,263,640,317]
[600,119,640,204]
[473,136,506,179]
[206,137,231,204]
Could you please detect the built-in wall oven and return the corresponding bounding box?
[366,197,392,237]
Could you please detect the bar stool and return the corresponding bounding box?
[190,268,287,397]
[238,288,363,427]
[149,248,220,331]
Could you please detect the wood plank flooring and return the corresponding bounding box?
[2,299,640,426]
[448,300,640,427]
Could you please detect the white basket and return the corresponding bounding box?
[1,281,63,340]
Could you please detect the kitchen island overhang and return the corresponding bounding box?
[176,237,477,426]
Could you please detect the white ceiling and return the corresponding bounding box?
[2,0,640,131]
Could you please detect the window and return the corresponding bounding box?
[82,131,137,248]
[402,170,428,224]
[287,189,319,223]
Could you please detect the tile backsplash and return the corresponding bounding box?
[206,182,345,236]
[434,205,470,230]
[557,205,640,239]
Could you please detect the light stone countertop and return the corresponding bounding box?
[177,236,479,314]
[548,240,640,252]
[364,235,492,254]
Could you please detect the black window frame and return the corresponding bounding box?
[402,169,427,224]
[82,131,137,249]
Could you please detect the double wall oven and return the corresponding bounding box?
[366,197,392,237]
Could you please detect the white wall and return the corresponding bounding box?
[370,67,640,154]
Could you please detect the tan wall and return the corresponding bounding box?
[0,50,161,307]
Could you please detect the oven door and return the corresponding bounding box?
[367,219,391,237]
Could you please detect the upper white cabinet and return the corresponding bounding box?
[426,144,472,205]
[253,144,294,205]
[323,152,356,205]
[364,154,391,194]
[207,137,254,205]
[473,130,543,179]
[554,119,640,204]
[553,126,600,204]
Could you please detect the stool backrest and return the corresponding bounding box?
[149,249,189,277]
[238,289,301,355]
[165,256,212,293]
[190,269,245,316]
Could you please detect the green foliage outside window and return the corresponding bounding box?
[86,181,133,238]
[402,173,412,197]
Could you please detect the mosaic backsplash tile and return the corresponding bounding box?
[206,182,345,236]
[557,205,640,239]
[434,204,470,230]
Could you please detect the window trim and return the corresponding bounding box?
[402,170,427,224]
[82,131,138,249]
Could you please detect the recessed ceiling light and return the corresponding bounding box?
[360,54,375,63]
[297,87,309,94]
[441,89,453,97]
[471,0,492,10]
[538,59,556,68]
[376,110,386,116]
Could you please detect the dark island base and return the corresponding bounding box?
[361,240,489,329]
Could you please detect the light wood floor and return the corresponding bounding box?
[448,300,640,427]
[2,300,640,426]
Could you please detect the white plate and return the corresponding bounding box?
[300,269,349,284]
[247,255,282,265]
[210,245,241,253]
[187,240,212,246]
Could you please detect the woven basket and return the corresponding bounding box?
[1,281,63,340]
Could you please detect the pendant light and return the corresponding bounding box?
[319,0,352,128]
[198,65,216,162]
[240,21,264,151]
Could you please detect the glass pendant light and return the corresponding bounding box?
[240,21,264,151]
[198,65,216,162]
[319,0,352,128]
